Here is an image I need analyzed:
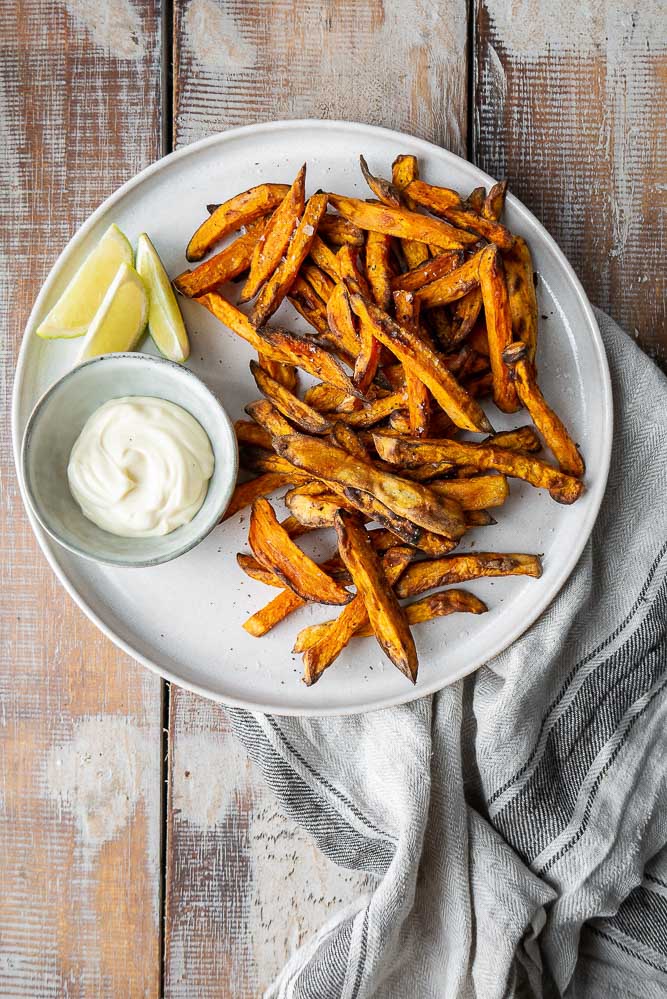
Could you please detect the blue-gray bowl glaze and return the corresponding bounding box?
[21,353,239,567]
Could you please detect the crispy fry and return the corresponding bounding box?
[394,289,430,437]
[465,509,496,526]
[301,262,336,303]
[504,236,538,365]
[303,382,353,412]
[240,165,306,301]
[387,405,454,438]
[309,235,341,279]
[391,154,431,269]
[465,370,493,399]
[503,342,585,477]
[234,419,273,449]
[240,445,306,478]
[391,250,464,292]
[335,512,418,681]
[356,588,488,634]
[237,551,350,588]
[326,283,361,357]
[396,551,543,598]
[174,220,267,297]
[244,399,294,436]
[243,588,305,637]
[250,359,333,434]
[348,293,493,434]
[285,490,355,528]
[223,472,294,520]
[318,214,365,247]
[249,498,352,605]
[478,244,520,413]
[414,251,482,308]
[428,474,509,509]
[187,183,290,261]
[450,288,483,345]
[287,274,331,336]
[336,244,371,294]
[334,390,407,427]
[365,230,394,310]
[359,155,402,208]
[329,423,370,460]
[258,353,297,390]
[258,324,361,396]
[301,544,413,683]
[483,180,508,221]
[274,433,467,539]
[373,434,584,504]
[339,489,456,556]
[251,193,328,325]
[328,195,478,250]
[485,425,542,453]
[466,187,486,213]
[405,180,515,250]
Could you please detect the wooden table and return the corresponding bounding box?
[1,2,665,995]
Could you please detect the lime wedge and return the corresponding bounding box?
[37,224,134,339]
[136,233,190,363]
[78,262,148,361]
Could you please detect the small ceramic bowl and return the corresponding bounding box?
[21,353,239,568]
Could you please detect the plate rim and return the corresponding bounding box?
[11,118,613,716]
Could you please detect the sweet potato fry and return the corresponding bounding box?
[341,489,457,557]
[373,434,584,504]
[287,274,331,337]
[301,262,336,303]
[387,406,454,438]
[334,390,407,428]
[329,423,370,460]
[503,342,585,477]
[348,293,493,434]
[285,490,355,528]
[478,244,520,413]
[485,425,541,453]
[353,307,383,393]
[359,155,402,208]
[237,552,283,587]
[300,544,413,683]
[450,287,483,345]
[465,509,496,527]
[405,180,515,250]
[466,187,486,213]
[365,230,393,310]
[391,250,464,292]
[327,195,478,250]
[249,498,352,605]
[428,474,509,509]
[243,588,305,637]
[326,283,360,357]
[334,512,418,681]
[251,193,328,325]
[309,235,341,279]
[395,551,543,599]
[258,325,361,396]
[274,433,467,539]
[234,419,273,449]
[223,472,295,520]
[240,164,306,302]
[250,359,333,434]
[504,236,538,365]
[173,220,267,297]
[483,180,508,222]
[414,251,482,308]
[318,214,365,247]
[244,399,294,437]
[257,353,297,390]
[336,244,371,294]
[394,289,430,437]
[303,382,354,413]
[356,588,488,635]
[186,183,290,261]
[391,154,431,269]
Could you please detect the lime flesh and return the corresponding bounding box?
[37,224,134,339]
[136,233,190,363]
[78,262,149,361]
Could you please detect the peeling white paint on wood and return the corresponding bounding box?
[183,0,256,71]
[59,0,146,59]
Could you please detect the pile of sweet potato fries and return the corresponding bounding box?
[173,155,585,686]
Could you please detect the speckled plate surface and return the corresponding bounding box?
[12,120,612,715]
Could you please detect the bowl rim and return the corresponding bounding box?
[21,351,239,568]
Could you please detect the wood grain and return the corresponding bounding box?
[0,2,163,996]
[475,0,667,364]
[166,1,468,993]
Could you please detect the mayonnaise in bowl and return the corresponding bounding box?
[67,396,214,537]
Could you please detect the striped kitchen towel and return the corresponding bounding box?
[231,310,667,999]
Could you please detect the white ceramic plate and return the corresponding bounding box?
[12,120,612,716]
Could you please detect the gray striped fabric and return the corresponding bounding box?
[230,311,667,999]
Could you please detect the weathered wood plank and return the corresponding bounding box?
[0,2,163,996]
[475,0,667,364]
[166,1,469,993]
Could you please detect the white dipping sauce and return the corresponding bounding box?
[68,396,214,537]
